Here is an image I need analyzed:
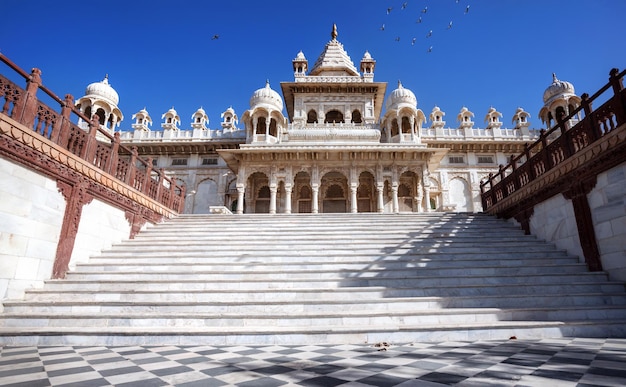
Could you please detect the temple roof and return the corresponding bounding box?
[309,25,359,77]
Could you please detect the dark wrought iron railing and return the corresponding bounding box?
[0,53,185,213]
[480,68,626,211]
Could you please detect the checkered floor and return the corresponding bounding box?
[1,338,625,386]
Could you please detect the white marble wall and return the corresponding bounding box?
[70,200,132,270]
[0,158,65,306]
[510,161,626,281]
[588,162,626,281]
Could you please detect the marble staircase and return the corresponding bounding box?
[1,212,626,345]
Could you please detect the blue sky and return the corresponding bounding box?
[2,0,625,130]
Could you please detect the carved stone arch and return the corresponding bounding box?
[307,109,318,123]
[324,109,344,123]
[294,170,312,213]
[320,170,348,213]
[448,175,472,212]
[357,170,376,212]
[192,177,220,214]
[351,109,362,124]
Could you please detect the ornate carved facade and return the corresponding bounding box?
[87,25,571,215]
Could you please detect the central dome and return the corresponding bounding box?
[543,73,575,104]
[250,81,284,111]
[386,81,417,110]
[85,75,119,105]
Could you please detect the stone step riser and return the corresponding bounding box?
[3,322,626,346]
[7,294,626,314]
[4,308,626,328]
[18,282,626,302]
[67,264,586,281]
[94,251,569,261]
[37,272,601,291]
[75,262,586,274]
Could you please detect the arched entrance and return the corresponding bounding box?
[247,172,270,213]
[294,171,312,213]
[399,171,419,212]
[357,171,375,212]
[192,178,219,214]
[321,171,348,213]
[449,177,472,212]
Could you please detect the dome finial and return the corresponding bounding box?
[398,80,403,88]
[552,73,558,83]
[331,23,338,40]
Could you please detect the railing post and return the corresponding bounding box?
[608,68,625,126]
[52,94,73,145]
[581,93,601,141]
[178,184,187,213]
[539,129,552,171]
[143,158,153,197]
[126,147,138,187]
[12,68,41,128]
[81,114,99,162]
[106,132,120,176]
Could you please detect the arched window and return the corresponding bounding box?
[391,119,399,137]
[351,109,362,124]
[401,116,411,133]
[269,118,278,137]
[307,110,318,124]
[96,108,106,125]
[256,117,267,134]
[324,110,344,123]
[556,106,566,122]
[258,186,270,198]
[326,184,344,198]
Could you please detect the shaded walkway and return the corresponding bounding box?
[1,338,625,386]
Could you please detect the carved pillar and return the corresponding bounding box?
[236,185,245,214]
[350,184,358,213]
[563,177,602,272]
[376,183,384,213]
[284,183,293,214]
[269,184,277,214]
[311,184,319,214]
[391,183,399,213]
[53,179,93,279]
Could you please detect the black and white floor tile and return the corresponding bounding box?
[1,338,625,386]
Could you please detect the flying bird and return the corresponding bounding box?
[426,30,432,38]
[402,2,408,9]
[411,37,416,46]
[428,46,433,53]
[395,36,401,42]
[422,7,428,13]
[380,24,385,31]
[211,34,219,40]
[465,5,470,14]
[416,16,422,23]
[387,7,393,14]
[447,21,453,29]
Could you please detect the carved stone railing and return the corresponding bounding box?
[0,53,185,213]
[479,68,626,271]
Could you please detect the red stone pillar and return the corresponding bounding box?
[52,179,93,279]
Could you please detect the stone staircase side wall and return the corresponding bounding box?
[510,161,626,282]
[0,157,134,306]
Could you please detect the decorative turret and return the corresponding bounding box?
[429,106,446,129]
[131,108,152,132]
[293,51,308,78]
[360,51,376,80]
[191,107,209,130]
[382,81,425,143]
[512,107,531,130]
[221,106,239,130]
[538,73,581,129]
[484,107,502,130]
[457,107,474,129]
[75,74,124,135]
[243,81,287,144]
[161,107,180,131]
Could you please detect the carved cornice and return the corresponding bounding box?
[0,114,174,221]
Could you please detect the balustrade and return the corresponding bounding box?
[480,68,626,212]
[0,53,185,213]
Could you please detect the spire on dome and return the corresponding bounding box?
[552,73,558,83]
[331,23,338,40]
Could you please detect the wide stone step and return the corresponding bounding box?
[39,271,601,292]
[67,263,586,281]
[18,281,626,302]
[7,292,626,313]
[1,320,625,346]
[3,306,626,329]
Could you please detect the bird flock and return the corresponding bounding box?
[380,1,471,53]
